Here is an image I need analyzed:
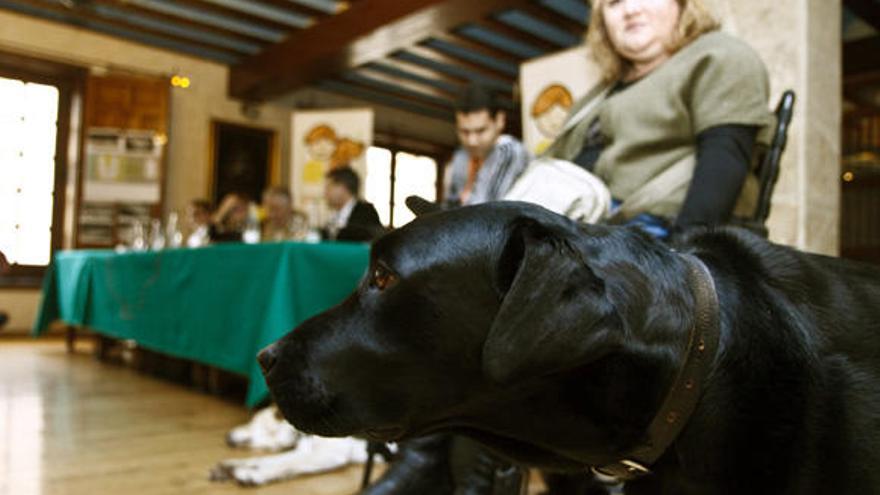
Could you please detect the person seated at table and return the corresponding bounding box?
[210,192,252,243]
[445,83,530,207]
[321,166,384,242]
[261,186,308,241]
[185,199,213,247]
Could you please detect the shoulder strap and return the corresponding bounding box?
[608,153,696,223]
[561,84,612,134]
[541,84,612,161]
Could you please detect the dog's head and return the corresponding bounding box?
[259,201,695,467]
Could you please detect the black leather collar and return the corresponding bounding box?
[591,253,720,481]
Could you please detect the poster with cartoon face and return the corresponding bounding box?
[520,45,604,155]
[292,108,373,226]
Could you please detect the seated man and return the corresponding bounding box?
[209,192,252,243]
[321,167,384,242]
[261,186,307,241]
[445,83,530,206]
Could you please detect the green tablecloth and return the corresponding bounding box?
[33,241,369,407]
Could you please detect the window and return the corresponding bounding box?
[0,53,79,286]
[364,147,393,226]
[392,152,437,227]
[365,146,439,228]
[0,77,60,267]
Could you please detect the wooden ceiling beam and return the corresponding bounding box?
[315,79,454,120]
[229,0,537,101]
[254,0,342,20]
[173,0,310,33]
[429,31,525,64]
[337,74,453,111]
[355,66,458,100]
[354,63,515,110]
[404,45,517,85]
[93,0,276,46]
[5,0,250,59]
[368,58,468,87]
[472,18,562,53]
[518,4,586,37]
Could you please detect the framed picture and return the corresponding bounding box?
[291,108,373,226]
[211,121,276,205]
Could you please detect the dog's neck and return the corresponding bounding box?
[590,253,721,481]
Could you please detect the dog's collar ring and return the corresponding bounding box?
[590,459,651,480]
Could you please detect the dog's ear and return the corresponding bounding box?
[482,217,623,384]
[405,196,442,217]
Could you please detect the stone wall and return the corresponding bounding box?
[710,0,841,255]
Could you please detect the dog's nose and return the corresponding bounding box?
[257,344,280,375]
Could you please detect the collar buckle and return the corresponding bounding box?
[591,459,652,481]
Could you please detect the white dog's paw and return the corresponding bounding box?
[233,458,292,486]
[209,457,275,486]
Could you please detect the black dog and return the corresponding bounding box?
[259,201,880,494]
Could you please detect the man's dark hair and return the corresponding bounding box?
[455,84,502,117]
[326,166,360,196]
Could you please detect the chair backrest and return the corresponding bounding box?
[752,89,796,225]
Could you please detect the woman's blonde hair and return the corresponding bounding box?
[587,0,720,82]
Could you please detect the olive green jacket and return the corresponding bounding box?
[544,31,775,221]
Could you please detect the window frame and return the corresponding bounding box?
[0,52,85,288]
[371,134,453,228]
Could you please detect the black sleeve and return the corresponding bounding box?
[675,124,759,228]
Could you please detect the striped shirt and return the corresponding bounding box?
[445,134,531,206]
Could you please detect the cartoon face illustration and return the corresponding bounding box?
[532,84,574,140]
[305,124,338,162]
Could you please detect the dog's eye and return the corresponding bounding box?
[369,265,398,291]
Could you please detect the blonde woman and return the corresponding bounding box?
[545,0,774,237]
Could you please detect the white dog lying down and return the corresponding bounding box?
[210,405,380,486]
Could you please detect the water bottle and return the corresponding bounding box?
[131,220,147,251]
[166,212,183,248]
[149,218,166,250]
[242,204,261,244]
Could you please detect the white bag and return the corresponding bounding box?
[503,157,611,224]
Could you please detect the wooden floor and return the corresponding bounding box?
[0,339,369,495]
[1,339,549,495]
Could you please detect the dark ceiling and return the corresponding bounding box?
[0,0,588,121]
